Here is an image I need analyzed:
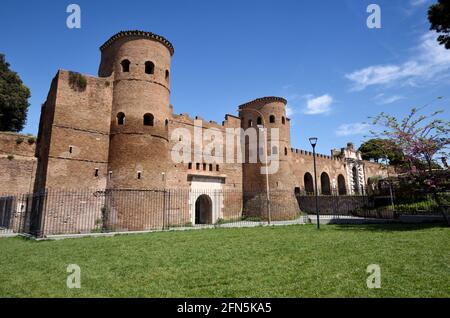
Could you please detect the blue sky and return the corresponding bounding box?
[0,0,449,155]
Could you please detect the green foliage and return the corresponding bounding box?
[214,217,242,225]
[7,154,14,160]
[215,218,225,225]
[369,104,450,173]
[68,71,87,92]
[395,200,439,214]
[358,138,404,165]
[100,206,109,232]
[241,215,263,222]
[15,137,23,144]
[167,222,193,228]
[27,136,36,144]
[428,0,450,49]
[0,54,31,132]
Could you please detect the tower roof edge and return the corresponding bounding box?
[99,30,174,56]
[238,96,287,109]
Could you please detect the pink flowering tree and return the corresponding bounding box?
[369,106,449,174]
[369,105,449,225]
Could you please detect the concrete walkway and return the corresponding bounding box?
[307,214,445,224]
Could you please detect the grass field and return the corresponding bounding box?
[0,224,449,297]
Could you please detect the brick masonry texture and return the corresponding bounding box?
[0,31,390,232]
[0,132,36,194]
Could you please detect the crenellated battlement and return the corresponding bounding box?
[290,147,343,162]
[171,113,241,131]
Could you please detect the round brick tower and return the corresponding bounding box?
[99,30,174,190]
[239,97,299,220]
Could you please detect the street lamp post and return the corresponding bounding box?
[383,155,395,212]
[309,137,320,230]
[162,172,167,230]
[240,108,271,225]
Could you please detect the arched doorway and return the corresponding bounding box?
[320,172,331,195]
[337,174,347,195]
[304,173,314,195]
[352,166,360,195]
[195,194,212,224]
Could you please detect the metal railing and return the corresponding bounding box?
[0,188,305,237]
[296,191,449,219]
[1,189,447,237]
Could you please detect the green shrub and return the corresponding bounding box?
[241,215,263,222]
[168,222,193,228]
[7,155,14,160]
[68,71,87,92]
[15,137,24,144]
[27,136,36,144]
[436,193,450,205]
[395,200,439,213]
[215,218,225,225]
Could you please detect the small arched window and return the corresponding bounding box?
[143,113,154,126]
[165,119,169,126]
[272,146,278,155]
[282,116,286,125]
[248,119,253,127]
[257,117,262,126]
[165,70,170,81]
[284,147,288,155]
[121,60,130,73]
[269,115,275,123]
[117,112,125,125]
[145,61,155,75]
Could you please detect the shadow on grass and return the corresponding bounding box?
[332,222,449,232]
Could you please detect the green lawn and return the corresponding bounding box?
[0,224,449,297]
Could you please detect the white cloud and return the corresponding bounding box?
[285,104,294,117]
[345,32,450,91]
[410,0,428,6]
[303,94,333,115]
[374,93,405,105]
[335,123,370,137]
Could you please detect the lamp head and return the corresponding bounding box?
[309,137,318,147]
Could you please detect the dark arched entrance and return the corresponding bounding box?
[338,174,347,195]
[320,172,331,195]
[304,173,314,195]
[195,194,212,224]
[352,166,360,194]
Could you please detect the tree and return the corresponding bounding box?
[428,0,450,49]
[370,104,450,226]
[0,54,31,132]
[370,105,449,173]
[359,138,404,165]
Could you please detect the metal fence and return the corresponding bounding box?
[296,191,450,219]
[1,188,448,237]
[0,188,305,237]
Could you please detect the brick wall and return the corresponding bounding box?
[0,132,36,194]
